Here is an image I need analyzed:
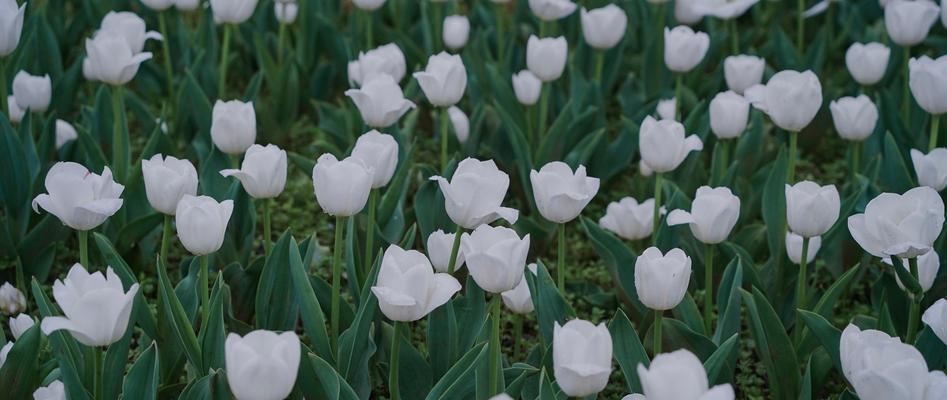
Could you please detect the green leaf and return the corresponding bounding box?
[799,310,843,375]
[157,256,203,374]
[200,276,227,372]
[761,146,788,262]
[703,334,740,386]
[103,328,133,400]
[714,259,743,344]
[425,342,488,400]
[0,324,43,399]
[524,261,576,345]
[608,310,649,393]
[31,278,89,400]
[309,353,360,400]
[880,132,915,193]
[123,343,159,400]
[178,368,231,400]
[580,217,647,316]
[255,229,300,330]
[743,287,800,400]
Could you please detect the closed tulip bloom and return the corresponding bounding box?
[351,131,399,188]
[553,319,612,397]
[785,181,840,238]
[174,0,200,11]
[667,186,741,244]
[225,330,300,400]
[664,26,710,73]
[830,95,879,141]
[175,195,233,256]
[220,144,287,198]
[0,282,25,315]
[32,380,65,400]
[347,43,407,87]
[526,35,568,82]
[40,264,139,347]
[656,98,676,121]
[32,162,124,231]
[99,11,163,53]
[211,100,256,155]
[490,395,514,400]
[709,91,749,139]
[909,55,947,115]
[427,229,465,273]
[639,159,654,177]
[635,247,692,310]
[9,313,33,340]
[885,250,939,294]
[448,106,469,143]
[638,349,735,400]
[274,1,297,24]
[55,119,77,149]
[723,55,765,95]
[141,154,198,215]
[414,52,467,107]
[0,0,25,56]
[12,71,51,113]
[345,74,416,128]
[846,42,890,86]
[885,0,940,47]
[530,162,600,223]
[371,245,461,321]
[580,5,627,50]
[443,15,469,50]
[210,0,259,24]
[840,324,941,400]
[142,0,175,11]
[786,232,821,265]
[528,0,577,21]
[84,32,153,85]
[501,263,537,314]
[352,0,386,10]
[312,154,374,217]
[638,116,703,173]
[512,70,542,105]
[923,298,947,345]
[744,70,822,132]
[461,225,530,293]
[849,187,945,258]
[911,148,947,191]
[695,0,759,19]
[599,197,661,241]
[430,158,518,228]
[7,95,22,123]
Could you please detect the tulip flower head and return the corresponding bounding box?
[786,232,821,265]
[210,100,257,155]
[580,5,628,50]
[512,70,542,105]
[0,0,26,56]
[638,116,703,173]
[552,319,613,397]
[350,130,399,189]
[371,245,461,321]
[7,95,23,123]
[675,0,704,25]
[830,95,879,141]
[220,144,288,199]
[32,380,65,400]
[923,298,947,346]
[32,162,125,231]
[667,186,741,244]
[429,158,519,229]
[0,282,25,315]
[695,0,759,20]
[530,162,600,224]
[175,195,234,256]
[443,15,470,50]
[501,263,538,314]
[599,197,663,241]
[210,0,259,24]
[142,154,199,215]
[744,69,822,132]
[312,153,374,217]
[461,225,530,293]
[347,43,407,87]
[84,31,153,86]
[723,55,766,95]
[848,186,945,258]
[345,74,416,128]
[909,55,947,115]
[9,313,33,340]
[12,71,51,113]
[55,119,78,149]
[274,1,298,24]
[448,106,469,143]
[911,148,947,191]
[785,181,840,238]
[528,0,577,21]
[664,26,710,73]
[352,0,386,11]
[656,98,676,121]
[637,349,736,400]
[142,0,174,11]
[414,52,467,107]
[426,229,466,273]
[840,324,945,400]
[635,247,692,310]
[709,91,750,139]
[98,11,163,53]
[885,0,940,47]
[225,330,301,400]
[40,264,139,347]
[845,42,890,86]
[526,35,568,82]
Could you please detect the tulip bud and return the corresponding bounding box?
[430,158,519,229]
[55,119,78,149]
[0,282,25,315]
[634,247,692,310]
[840,324,936,400]
[848,186,945,258]
[667,186,741,244]
[352,0,386,11]
[723,55,765,95]
[12,71,51,113]
[526,35,568,82]
[32,380,65,400]
[345,74,416,128]
[142,154,199,215]
[656,98,676,121]
[664,26,709,73]
[10,313,33,340]
[99,11,163,53]
[347,43,407,87]
[580,5,627,50]
[923,298,947,346]
[210,0,259,24]
[501,263,537,314]
[32,162,125,231]
[639,159,653,177]
[443,15,470,50]
[599,197,662,241]
[461,225,530,293]
[911,148,947,191]
[84,32,153,86]
[40,264,139,347]
[785,181,840,238]
[909,55,947,115]
[675,0,704,25]
[7,95,22,123]
[553,319,612,397]
[426,229,465,273]
[884,250,939,295]
[885,0,940,47]
[312,154,374,217]
[845,42,890,86]
[220,144,287,198]
[448,106,469,143]
[528,0,577,21]
[830,95,879,141]
[512,70,542,106]
[709,91,749,139]
[174,0,200,11]
[211,100,257,155]
[0,0,26,56]
[490,395,515,400]
[744,70,822,132]
[371,245,461,321]
[225,330,300,400]
[696,0,759,20]
[175,195,233,256]
[351,131,399,188]
[530,162,600,223]
[0,342,9,368]
[274,1,298,24]
[786,232,821,265]
[638,116,703,173]
[414,52,467,107]
[142,0,174,11]
[637,349,736,400]
[621,395,645,400]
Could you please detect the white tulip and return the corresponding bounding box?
[530,162,600,224]
[0,0,26,56]
[885,0,940,47]
[911,148,947,191]
[0,342,9,368]
[501,263,538,314]
[55,119,77,149]
[98,11,163,53]
[580,5,627,50]
[32,162,124,231]
[553,319,612,397]
[667,186,741,244]
[274,1,298,24]
[225,330,300,400]
[211,100,257,155]
[664,26,710,73]
[637,349,735,400]
[84,31,153,85]
[40,264,139,347]
[9,313,33,340]
[744,70,822,132]
[489,395,515,400]
[142,154,199,215]
[656,98,676,121]
[448,106,469,143]
[426,229,465,273]
[345,74,416,128]
[848,186,945,258]
[840,324,935,400]
[347,43,407,87]
[512,70,542,106]
[846,42,890,86]
[352,0,386,10]
[909,55,947,115]
[7,95,22,123]
[312,153,374,217]
[414,52,467,107]
[220,144,287,198]
[639,159,654,177]
[526,35,568,82]
[371,245,461,321]
[923,298,947,345]
[0,282,25,315]
[430,158,519,229]
[32,380,65,400]
[210,0,259,24]
[884,250,939,295]
[695,0,759,20]
[142,0,175,11]
[786,232,821,265]
[599,197,662,241]
[638,116,703,173]
[723,55,765,95]
[709,91,749,139]
[830,95,879,141]
[12,71,51,113]
[443,15,470,50]
[461,225,530,293]
[675,0,704,24]
[351,130,399,188]
[175,195,233,256]
[528,0,577,21]
[785,181,840,238]
[635,247,692,310]
[174,0,200,11]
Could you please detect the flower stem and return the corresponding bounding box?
[930,114,940,150]
[331,216,346,357]
[652,173,664,245]
[78,230,89,268]
[787,130,798,184]
[489,295,502,395]
[14,256,24,300]
[363,189,378,284]
[446,224,464,274]
[526,105,534,146]
[433,2,443,52]
[902,46,911,120]
[538,84,550,141]
[200,254,209,328]
[557,223,566,293]
[94,346,104,400]
[729,19,739,54]
[794,236,810,343]
[218,24,232,98]
[674,74,683,120]
[906,257,922,344]
[717,139,731,185]
[594,51,605,84]
[495,4,506,67]
[262,198,272,256]
[440,107,450,172]
[512,313,523,359]
[851,140,861,178]
[0,57,7,119]
[160,215,172,269]
[389,321,401,400]
[277,22,287,65]
[704,244,715,334]
[796,0,804,53]
[112,85,126,183]
[158,11,175,102]
[653,311,662,356]
[364,10,373,50]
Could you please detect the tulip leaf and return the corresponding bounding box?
[703,334,740,386]
[0,113,30,222]
[880,132,915,193]
[453,277,489,355]
[525,261,576,345]
[743,287,800,400]
[338,252,381,395]
[491,99,534,203]
[714,259,744,344]
[103,327,133,400]
[157,257,204,374]
[798,265,860,351]
[761,145,788,265]
[537,367,565,400]
[255,229,300,331]
[200,276,227,372]
[0,324,43,399]
[915,326,947,370]
[123,343,159,400]
[288,234,333,363]
[798,310,842,375]
[425,342,488,400]
[580,217,647,317]
[178,368,231,400]
[427,301,458,380]
[31,279,90,400]
[389,322,433,400]
[309,353,361,400]
[661,318,717,361]
[608,310,649,394]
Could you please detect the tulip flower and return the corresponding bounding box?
[83,31,153,86]
[175,195,232,328]
[512,70,542,106]
[656,98,676,121]
[225,330,300,400]
[786,232,821,265]
[885,0,940,47]
[599,197,662,241]
[461,225,530,294]
[501,263,537,315]
[885,250,939,296]
[448,106,469,143]
[7,95,22,123]
[142,0,174,11]
[174,0,199,11]
[922,298,947,345]
[41,264,139,347]
[580,5,627,51]
[639,116,703,175]
[221,144,287,199]
[695,0,759,20]
[840,324,947,400]
[911,148,947,191]
[443,15,469,50]
[142,154,198,267]
[211,100,257,156]
[312,153,374,218]
[347,43,407,87]
[210,0,258,24]
[274,1,298,24]
[55,119,77,149]
[845,42,890,86]
[848,186,944,259]
[830,95,878,143]
[710,91,749,140]
[371,245,461,322]
[0,0,25,57]
[427,229,466,273]
[723,55,765,95]
[528,0,577,21]
[785,181,840,238]
[635,247,692,353]
[0,282,25,315]
[351,130,398,276]
[637,349,736,400]
[414,52,467,108]
[526,35,568,83]
[11,71,50,113]
[553,319,613,397]
[490,395,514,400]
[32,380,65,400]
[664,26,709,73]
[675,0,704,25]
[98,11,163,54]
[909,55,947,149]
[345,74,416,129]
[9,313,32,340]
[352,0,385,10]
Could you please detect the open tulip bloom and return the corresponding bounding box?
[221,143,287,255]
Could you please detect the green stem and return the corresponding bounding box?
[495,4,506,66]
[277,22,287,65]
[717,139,731,184]
[851,140,861,178]
[704,244,715,334]
[218,24,232,98]
[652,173,664,244]
[557,223,566,293]
[433,2,443,52]
[594,51,605,84]
[794,236,810,343]
[446,225,463,274]
[363,189,378,283]
[489,295,502,396]
[539,20,548,38]
[787,131,798,184]
[653,311,662,356]
[79,230,89,268]
[200,254,209,328]
[729,19,739,54]
[262,199,272,256]
[112,85,126,183]
[160,215,172,269]
[365,10,374,50]
[440,107,450,172]
[0,57,7,119]
[929,114,940,150]
[389,321,401,400]
[538,85,550,141]
[512,313,523,359]
[94,346,104,400]
[906,257,922,344]
[159,11,175,101]
[674,74,683,120]
[331,216,346,357]
[14,257,25,301]
[796,0,804,53]
[902,47,911,121]
[526,105,534,146]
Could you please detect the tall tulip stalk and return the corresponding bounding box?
[526,35,567,142]
[0,0,25,117]
[210,0,259,97]
[142,154,198,268]
[220,144,287,256]
[664,26,709,120]
[635,247,691,354]
[413,52,467,172]
[580,5,627,84]
[351,131,399,279]
[175,195,233,327]
[908,55,947,150]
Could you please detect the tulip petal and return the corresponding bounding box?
[666,209,695,226]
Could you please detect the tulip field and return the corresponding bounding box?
[3,0,947,399]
